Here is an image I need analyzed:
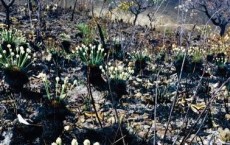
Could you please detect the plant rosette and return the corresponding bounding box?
[134,59,148,73]
[39,74,77,107]
[74,43,105,67]
[3,66,29,89]
[87,65,106,88]
[0,45,33,89]
[110,79,127,98]
[74,43,106,86]
[100,62,134,97]
[0,28,26,49]
[131,49,150,73]
[173,53,190,74]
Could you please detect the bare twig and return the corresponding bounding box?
[86,66,103,128]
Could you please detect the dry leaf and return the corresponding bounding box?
[84,112,103,120]
[190,103,206,114]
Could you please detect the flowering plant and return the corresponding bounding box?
[131,48,150,62]
[39,74,77,101]
[74,44,105,67]
[0,44,33,69]
[0,28,26,45]
[100,62,134,81]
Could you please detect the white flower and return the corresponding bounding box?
[71,139,78,145]
[3,50,6,54]
[61,84,65,89]
[0,55,2,58]
[28,55,31,59]
[83,139,90,145]
[73,80,78,85]
[64,125,70,131]
[117,65,123,71]
[16,47,19,51]
[33,52,37,57]
[26,48,31,53]
[21,50,25,54]
[7,44,11,48]
[16,54,19,58]
[56,137,62,144]
[98,44,102,50]
[5,64,9,68]
[55,77,60,82]
[109,66,114,71]
[64,76,68,83]
[20,46,24,51]
[51,143,57,145]
[37,72,47,80]
[93,142,100,145]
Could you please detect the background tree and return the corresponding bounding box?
[181,0,230,36]
[109,0,165,25]
[0,0,15,29]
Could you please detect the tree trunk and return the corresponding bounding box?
[220,24,227,37]
[6,8,10,29]
[71,0,78,21]
[0,0,15,30]
[133,14,138,25]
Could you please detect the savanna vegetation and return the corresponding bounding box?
[0,0,229,145]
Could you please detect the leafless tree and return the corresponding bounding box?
[181,0,230,36]
[129,0,155,25]
[0,0,15,29]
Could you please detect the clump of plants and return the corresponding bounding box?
[59,33,72,53]
[76,23,95,45]
[173,46,204,75]
[75,43,105,67]
[74,43,106,87]
[0,44,34,89]
[40,74,77,106]
[131,48,150,74]
[189,46,203,74]
[0,28,26,53]
[101,62,134,98]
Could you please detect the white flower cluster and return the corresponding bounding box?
[100,62,134,81]
[0,28,26,44]
[0,44,34,69]
[40,73,77,100]
[131,48,149,61]
[52,137,100,145]
[74,44,105,66]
